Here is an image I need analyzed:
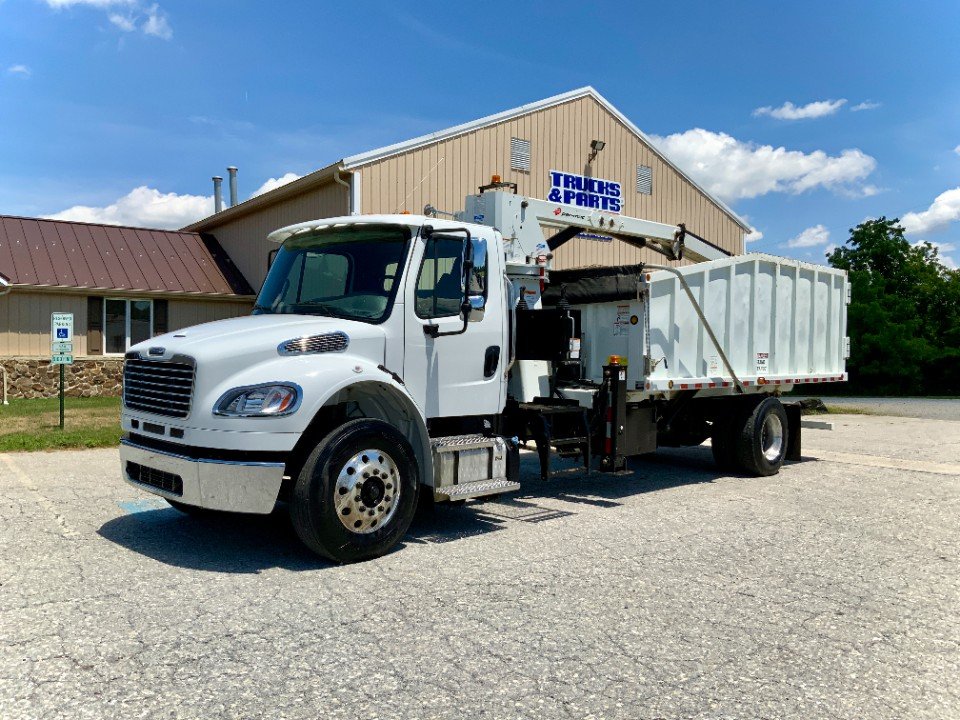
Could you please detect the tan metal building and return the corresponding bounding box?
[186,87,749,292]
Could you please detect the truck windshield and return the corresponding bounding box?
[254,223,412,323]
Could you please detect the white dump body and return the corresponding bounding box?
[574,253,849,396]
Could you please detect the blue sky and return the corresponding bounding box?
[2,0,959,267]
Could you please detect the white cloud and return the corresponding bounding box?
[824,244,838,256]
[141,4,171,39]
[900,187,960,234]
[787,224,830,248]
[753,99,847,120]
[744,228,763,242]
[46,186,213,229]
[6,64,31,77]
[108,12,135,31]
[649,128,877,202]
[954,145,960,156]
[850,101,881,112]
[43,0,135,7]
[250,172,301,198]
[43,0,171,40]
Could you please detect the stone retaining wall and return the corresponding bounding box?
[0,357,123,399]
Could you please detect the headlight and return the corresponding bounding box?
[214,383,302,417]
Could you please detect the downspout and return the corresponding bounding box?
[333,166,361,215]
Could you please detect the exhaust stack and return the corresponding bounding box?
[212,176,223,213]
[227,166,238,207]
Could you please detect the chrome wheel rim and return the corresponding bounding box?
[761,414,784,463]
[334,448,400,534]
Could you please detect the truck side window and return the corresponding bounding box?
[415,236,464,318]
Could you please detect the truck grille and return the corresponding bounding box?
[126,461,184,496]
[123,357,195,418]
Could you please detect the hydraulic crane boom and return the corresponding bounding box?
[460,187,729,265]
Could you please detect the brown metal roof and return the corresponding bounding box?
[0,215,253,297]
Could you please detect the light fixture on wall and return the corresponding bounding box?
[588,139,606,164]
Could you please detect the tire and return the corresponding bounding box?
[291,418,420,563]
[735,396,788,476]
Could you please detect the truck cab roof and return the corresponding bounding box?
[266,214,493,244]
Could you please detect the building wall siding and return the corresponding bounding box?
[358,95,744,269]
[197,183,349,292]
[0,291,250,357]
[0,292,89,356]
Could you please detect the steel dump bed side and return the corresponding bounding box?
[562,253,849,396]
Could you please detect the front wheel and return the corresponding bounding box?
[290,418,420,563]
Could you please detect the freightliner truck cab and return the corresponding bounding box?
[121,214,515,562]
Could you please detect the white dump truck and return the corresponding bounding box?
[119,177,849,562]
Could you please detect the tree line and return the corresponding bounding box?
[826,217,960,396]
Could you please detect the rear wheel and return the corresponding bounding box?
[291,418,420,563]
[735,396,788,476]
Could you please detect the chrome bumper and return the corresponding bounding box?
[119,438,285,514]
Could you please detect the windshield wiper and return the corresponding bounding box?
[297,301,353,319]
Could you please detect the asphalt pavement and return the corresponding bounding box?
[1,413,959,719]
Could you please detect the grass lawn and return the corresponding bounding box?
[0,396,121,452]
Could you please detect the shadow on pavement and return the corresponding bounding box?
[97,445,751,573]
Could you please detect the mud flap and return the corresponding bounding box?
[784,403,802,461]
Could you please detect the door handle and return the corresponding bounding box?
[484,346,501,378]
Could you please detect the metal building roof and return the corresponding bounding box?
[0,215,253,297]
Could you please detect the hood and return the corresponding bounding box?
[129,313,386,370]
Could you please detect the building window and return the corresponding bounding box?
[636,165,653,195]
[511,137,531,172]
[104,298,153,354]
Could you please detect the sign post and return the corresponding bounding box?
[51,313,74,430]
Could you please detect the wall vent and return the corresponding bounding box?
[636,165,653,195]
[510,137,531,172]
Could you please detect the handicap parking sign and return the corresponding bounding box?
[57,328,68,339]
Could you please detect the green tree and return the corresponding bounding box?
[826,217,960,395]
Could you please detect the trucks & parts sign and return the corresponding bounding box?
[548,170,622,213]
